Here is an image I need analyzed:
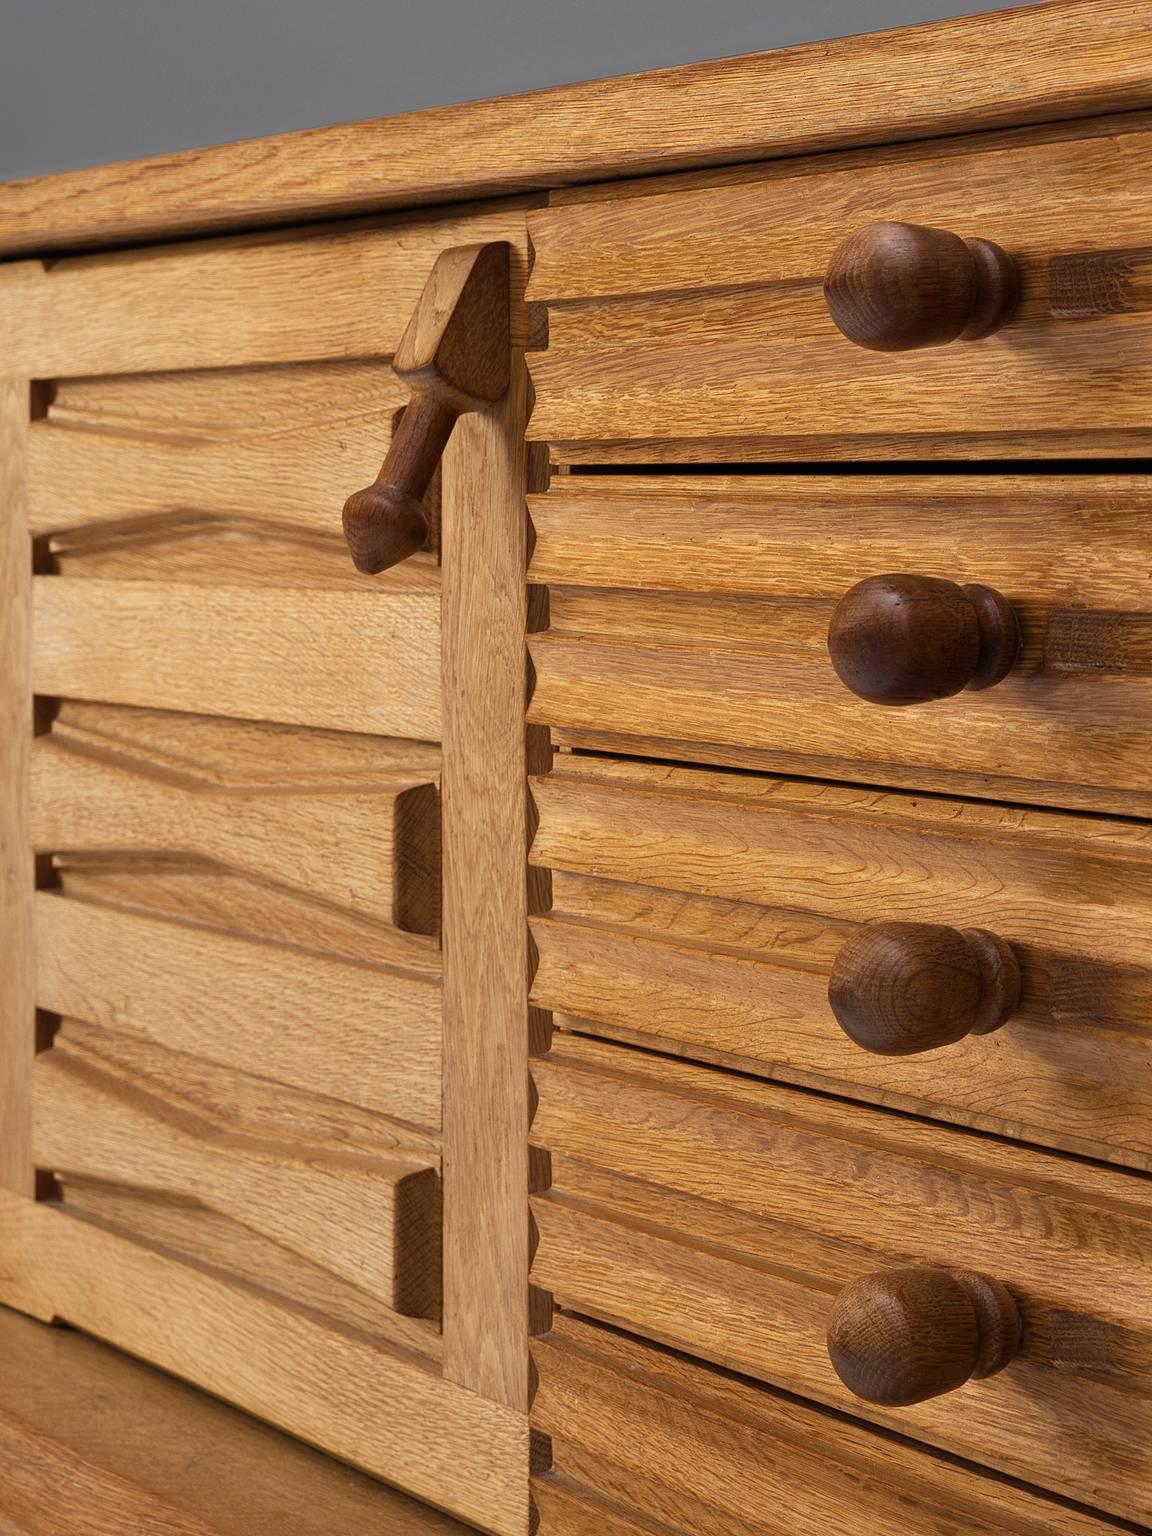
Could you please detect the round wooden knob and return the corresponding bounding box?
[827,574,1020,706]
[828,921,1021,1055]
[828,1266,1022,1406]
[824,222,1019,351]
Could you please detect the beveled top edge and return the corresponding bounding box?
[0,0,1148,259]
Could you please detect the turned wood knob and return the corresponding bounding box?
[828,921,1021,1055]
[828,1266,1022,1406]
[828,574,1020,706]
[343,241,510,574]
[824,222,1020,351]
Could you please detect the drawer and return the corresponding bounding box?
[0,214,531,1535]
[527,113,1152,461]
[528,473,1152,816]
[530,754,1152,1170]
[530,1033,1152,1524]
[532,1314,1127,1536]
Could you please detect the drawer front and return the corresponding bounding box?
[530,1034,1152,1524]
[528,473,1152,815]
[0,216,531,1535]
[532,1314,1126,1536]
[527,113,1152,461]
[530,754,1152,1170]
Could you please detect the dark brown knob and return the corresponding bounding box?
[828,1266,1022,1406]
[343,241,510,575]
[828,574,1020,706]
[828,921,1021,1056]
[824,222,1020,352]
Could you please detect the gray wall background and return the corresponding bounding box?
[1,0,1025,184]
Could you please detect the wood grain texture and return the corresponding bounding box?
[1,0,1151,256]
[34,1024,441,1320]
[0,1192,530,1535]
[528,111,1152,454]
[823,221,1019,350]
[29,361,439,585]
[0,207,529,377]
[36,894,441,1130]
[33,703,441,935]
[441,351,534,1410]
[0,1306,475,1536]
[33,578,441,739]
[0,379,33,1198]
[528,474,1152,811]
[532,1315,1126,1536]
[530,754,1152,1168]
[530,1034,1152,1523]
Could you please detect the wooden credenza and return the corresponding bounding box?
[1,3,1151,1532]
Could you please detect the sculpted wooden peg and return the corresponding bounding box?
[828,921,1021,1055]
[827,574,1021,706]
[824,222,1020,351]
[343,240,511,574]
[828,1266,1023,1406]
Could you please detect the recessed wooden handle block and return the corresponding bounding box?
[828,1266,1023,1406]
[343,240,511,574]
[828,573,1020,706]
[824,222,1020,351]
[828,921,1021,1055]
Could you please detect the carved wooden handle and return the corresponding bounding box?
[827,574,1020,706]
[824,222,1020,351]
[828,921,1021,1055]
[343,240,510,574]
[828,1266,1022,1406]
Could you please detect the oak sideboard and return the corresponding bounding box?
[1,1,1151,1531]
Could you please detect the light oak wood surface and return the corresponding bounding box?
[34,1023,441,1321]
[530,1033,1152,1524]
[33,703,441,934]
[441,351,538,1412]
[0,1,1150,256]
[532,1315,1127,1536]
[0,1305,475,1536]
[0,208,530,378]
[528,112,1152,456]
[0,211,538,1532]
[529,474,1152,814]
[0,1193,527,1534]
[530,754,1152,1168]
[0,379,34,1199]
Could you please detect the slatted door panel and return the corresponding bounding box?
[0,211,530,1536]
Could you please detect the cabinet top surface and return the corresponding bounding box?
[0,0,1148,260]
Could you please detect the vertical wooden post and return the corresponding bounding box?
[0,376,35,1197]
[440,350,534,1412]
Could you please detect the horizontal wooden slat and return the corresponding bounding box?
[530,1035,1152,1524]
[532,1315,1126,1536]
[1,0,1150,257]
[34,1025,440,1319]
[0,1192,529,1536]
[35,895,442,1130]
[33,702,440,935]
[0,208,529,377]
[0,1305,473,1536]
[530,755,1152,1168]
[527,114,1152,452]
[33,578,441,739]
[528,475,1152,812]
